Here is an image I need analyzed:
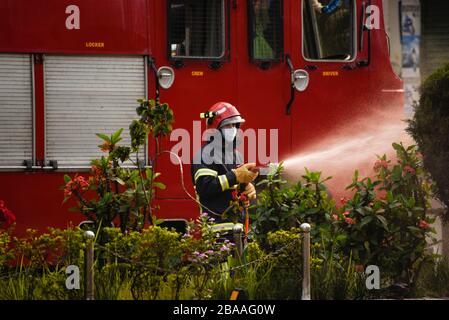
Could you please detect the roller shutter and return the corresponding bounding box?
[0,54,33,167]
[44,55,146,168]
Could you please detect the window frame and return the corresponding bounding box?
[301,0,358,63]
[167,0,230,61]
[247,0,285,63]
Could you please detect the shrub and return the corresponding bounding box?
[251,143,438,294]
[62,99,174,235]
[337,143,437,289]
[414,256,449,298]
[407,63,449,219]
[0,226,85,300]
[252,164,335,249]
[0,200,16,231]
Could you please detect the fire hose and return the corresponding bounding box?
[156,151,253,232]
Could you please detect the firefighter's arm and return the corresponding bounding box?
[193,166,238,199]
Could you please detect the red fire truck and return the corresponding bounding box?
[0,0,403,235]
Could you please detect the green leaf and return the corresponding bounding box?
[376,215,388,230]
[392,165,402,181]
[111,177,125,185]
[153,172,162,179]
[63,174,72,184]
[111,128,124,144]
[364,241,371,254]
[359,216,373,228]
[406,197,416,208]
[407,226,422,236]
[95,133,111,142]
[392,142,403,152]
[387,191,394,202]
[153,216,164,226]
[153,182,166,190]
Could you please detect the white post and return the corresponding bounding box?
[300,223,311,300]
[233,224,244,259]
[84,230,95,300]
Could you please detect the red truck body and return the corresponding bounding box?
[0,0,403,236]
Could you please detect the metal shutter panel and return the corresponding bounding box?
[0,54,33,167]
[422,0,449,79]
[44,56,146,167]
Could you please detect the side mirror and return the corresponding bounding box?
[292,70,310,92]
[157,66,175,89]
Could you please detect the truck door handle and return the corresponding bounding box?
[285,54,295,115]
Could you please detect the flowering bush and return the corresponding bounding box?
[224,189,248,223]
[95,213,236,300]
[252,164,335,249]
[62,99,174,234]
[252,143,439,295]
[336,143,437,288]
[0,200,16,230]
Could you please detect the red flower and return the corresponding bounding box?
[345,217,356,225]
[377,190,387,201]
[100,141,112,153]
[343,211,350,217]
[419,220,429,230]
[403,165,416,175]
[64,175,89,197]
[355,264,365,273]
[374,160,389,171]
[239,193,248,202]
[337,197,349,209]
[0,200,16,230]
[332,214,340,221]
[91,165,105,180]
[231,190,238,201]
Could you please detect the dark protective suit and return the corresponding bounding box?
[191,138,244,223]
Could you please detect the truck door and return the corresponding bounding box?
[151,1,238,214]
[236,0,292,165]
[289,0,367,153]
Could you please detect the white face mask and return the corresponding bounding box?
[221,127,237,144]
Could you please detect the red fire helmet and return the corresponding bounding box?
[201,101,246,130]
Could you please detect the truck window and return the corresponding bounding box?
[303,0,355,61]
[248,0,284,62]
[168,0,226,59]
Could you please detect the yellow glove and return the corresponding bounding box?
[232,163,259,184]
[243,183,257,200]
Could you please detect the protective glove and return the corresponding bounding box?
[243,183,257,201]
[232,163,259,184]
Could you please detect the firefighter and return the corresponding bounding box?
[191,102,258,234]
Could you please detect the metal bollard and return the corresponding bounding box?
[84,230,95,300]
[300,223,311,300]
[233,224,244,259]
